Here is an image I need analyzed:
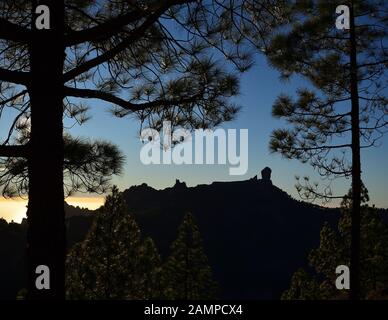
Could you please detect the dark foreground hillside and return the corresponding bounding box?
[0,172,358,299]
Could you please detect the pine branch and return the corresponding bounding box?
[64,0,196,46]
[0,145,29,158]
[357,59,388,69]
[64,11,144,47]
[64,87,201,111]
[63,3,179,82]
[0,68,30,85]
[0,90,28,106]
[0,18,31,42]
[292,144,352,151]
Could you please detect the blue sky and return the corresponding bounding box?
[64,53,388,209]
[0,53,387,222]
[0,4,386,224]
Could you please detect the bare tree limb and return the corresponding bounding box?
[64,11,145,46]
[63,5,174,82]
[0,90,28,106]
[0,68,30,85]
[292,144,352,151]
[64,0,196,46]
[0,145,29,158]
[63,86,201,111]
[0,18,31,42]
[357,59,388,69]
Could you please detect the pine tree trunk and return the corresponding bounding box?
[349,1,362,300]
[26,0,66,299]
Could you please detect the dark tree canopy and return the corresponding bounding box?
[0,134,125,197]
[0,0,287,196]
[0,0,288,299]
[282,186,388,300]
[163,212,218,299]
[66,186,163,299]
[268,0,388,200]
[66,190,217,300]
[163,213,217,300]
[266,0,388,299]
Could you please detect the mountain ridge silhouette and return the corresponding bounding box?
[120,174,339,299]
[1,173,388,299]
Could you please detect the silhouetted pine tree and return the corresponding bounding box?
[138,237,165,300]
[66,187,161,299]
[0,1,287,298]
[282,186,388,300]
[268,0,388,299]
[163,213,217,299]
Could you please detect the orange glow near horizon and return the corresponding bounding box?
[0,196,105,223]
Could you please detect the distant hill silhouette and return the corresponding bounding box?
[1,172,387,299]
[64,202,94,218]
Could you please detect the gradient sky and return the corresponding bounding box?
[1,54,388,222]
